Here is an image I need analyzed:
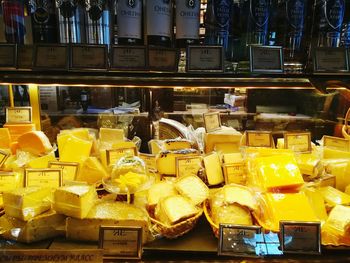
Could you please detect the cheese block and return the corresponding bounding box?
[163,139,192,151]
[223,184,257,211]
[222,153,243,164]
[175,175,209,206]
[99,128,124,143]
[147,181,177,207]
[319,186,350,208]
[213,204,253,226]
[66,201,151,243]
[254,154,304,192]
[3,186,52,221]
[155,195,199,225]
[325,162,348,191]
[324,205,350,237]
[303,187,328,222]
[156,149,198,175]
[75,157,108,184]
[57,129,90,153]
[0,128,11,149]
[59,136,92,164]
[323,147,350,159]
[3,123,36,142]
[27,151,56,168]
[17,131,53,156]
[204,133,242,153]
[203,152,224,186]
[148,140,163,154]
[53,185,97,219]
[0,210,66,243]
[296,153,323,178]
[0,172,22,193]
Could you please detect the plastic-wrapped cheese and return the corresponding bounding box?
[318,186,350,208]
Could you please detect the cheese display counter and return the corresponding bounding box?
[1,72,350,262]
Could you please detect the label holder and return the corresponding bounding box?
[0,44,16,69]
[314,47,349,73]
[223,163,246,185]
[110,45,147,71]
[24,168,63,188]
[34,44,68,70]
[284,132,311,153]
[203,112,222,133]
[246,131,273,148]
[70,44,108,70]
[186,45,224,72]
[250,45,284,73]
[48,161,80,182]
[6,106,32,123]
[0,150,10,167]
[175,155,202,178]
[147,47,179,72]
[106,147,138,166]
[323,135,349,151]
[17,45,33,70]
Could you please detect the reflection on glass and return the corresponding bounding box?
[13,85,29,106]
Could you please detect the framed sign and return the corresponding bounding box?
[250,45,284,73]
[17,45,33,69]
[0,150,9,167]
[203,112,221,133]
[6,107,32,123]
[48,161,80,182]
[246,131,273,148]
[323,135,349,151]
[176,155,202,177]
[34,44,68,70]
[284,132,311,153]
[110,45,146,71]
[148,47,179,72]
[99,226,142,260]
[139,153,157,172]
[24,168,63,188]
[314,47,348,73]
[280,221,321,255]
[223,163,246,185]
[70,44,108,70]
[218,224,262,257]
[106,147,137,166]
[186,45,224,72]
[0,44,16,68]
[0,172,17,193]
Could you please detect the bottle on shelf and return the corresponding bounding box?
[80,87,89,112]
[1,0,26,44]
[85,0,112,45]
[56,0,86,44]
[115,0,143,45]
[29,0,58,43]
[146,0,173,47]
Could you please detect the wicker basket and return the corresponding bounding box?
[148,209,203,239]
[203,200,219,238]
[342,108,350,139]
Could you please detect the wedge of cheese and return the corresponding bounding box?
[17,131,53,156]
[53,185,97,219]
[323,147,350,159]
[59,136,92,164]
[3,123,36,142]
[319,186,350,208]
[147,181,177,208]
[3,186,52,221]
[156,149,198,175]
[163,139,192,151]
[203,152,224,186]
[296,153,323,179]
[0,128,11,149]
[155,195,199,225]
[0,210,66,243]
[175,175,209,206]
[57,129,90,153]
[324,205,350,237]
[303,187,328,222]
[204,131,242,154]
[75,157,108,184]
[66,201,152,243]
[222,184,257,211]
[148,140,163,154]
[27,151,56,168]
[99,128,124,143]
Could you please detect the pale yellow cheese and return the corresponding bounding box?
[17,131,53,156]
[323,147,350,159]
[156,149,198,175]
[175,175,209,206]
[66,201,152,243]
[303,187,328,222]
[76,157,108,184]
[204,128,242,153]
[147,181,177,207]
[0,210,66,243]
[3,186,52,221]
[155,195,199,225]
[213,204,253,226]
[319,186,350,208]
[296,152,322,178]
[0,128,11,149]
[222,153,243,164]
[203,152,224,186]
[148,139,163,154]
[324,205,350,237]
[53,185,97,219]
[163,139,192,151]
[27,151,56,168]
[59,136,92,164]
[99,128,124,143]
[223,184,257,210]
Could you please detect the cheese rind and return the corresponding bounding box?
[17,131,53,156]
[3,186,52,221]
[163,139,192,151]
[53,185,97,219]
[203,152,224,186]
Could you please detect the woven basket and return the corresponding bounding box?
[148,209,203,239]
[342,108,350,139]
[203,200,219,238]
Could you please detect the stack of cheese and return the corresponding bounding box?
[0,186,66,243]
[147,175,208,229]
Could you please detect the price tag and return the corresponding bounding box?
[280,221,321,254]
[187,46,223,72]
[99,226,142,260]
[139,153,157,172]
[111,46,146,70]
[203,112,221,133]
[314,47,348,72]
[176,155,202,178]
[0,44,16,68]
[148,47,179,72]
[218,224,262,257]
[250,45,283,73]
[48,161,79,182]
[6,107,32,123]
[24,168,62,188]
[223,163,246,185]
[323,135,349,151]
[106,147,137,166]
[70,45,108,70]
[284,132,311,153]
[34,44,68,70]
[17,45,33,69]
[0,172,19,193]
[0,150,9,167]
[246,131,273,147]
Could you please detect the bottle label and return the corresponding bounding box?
[117,0,142,39]
[324,0,345,30]
[176,0,200,39]
[250,0,269,28]
[213,0,230,28]
[146,0,172,37]
[286,0,305,31]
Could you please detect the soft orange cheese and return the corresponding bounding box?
[17,131,53,156]
[0,128,11,149]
